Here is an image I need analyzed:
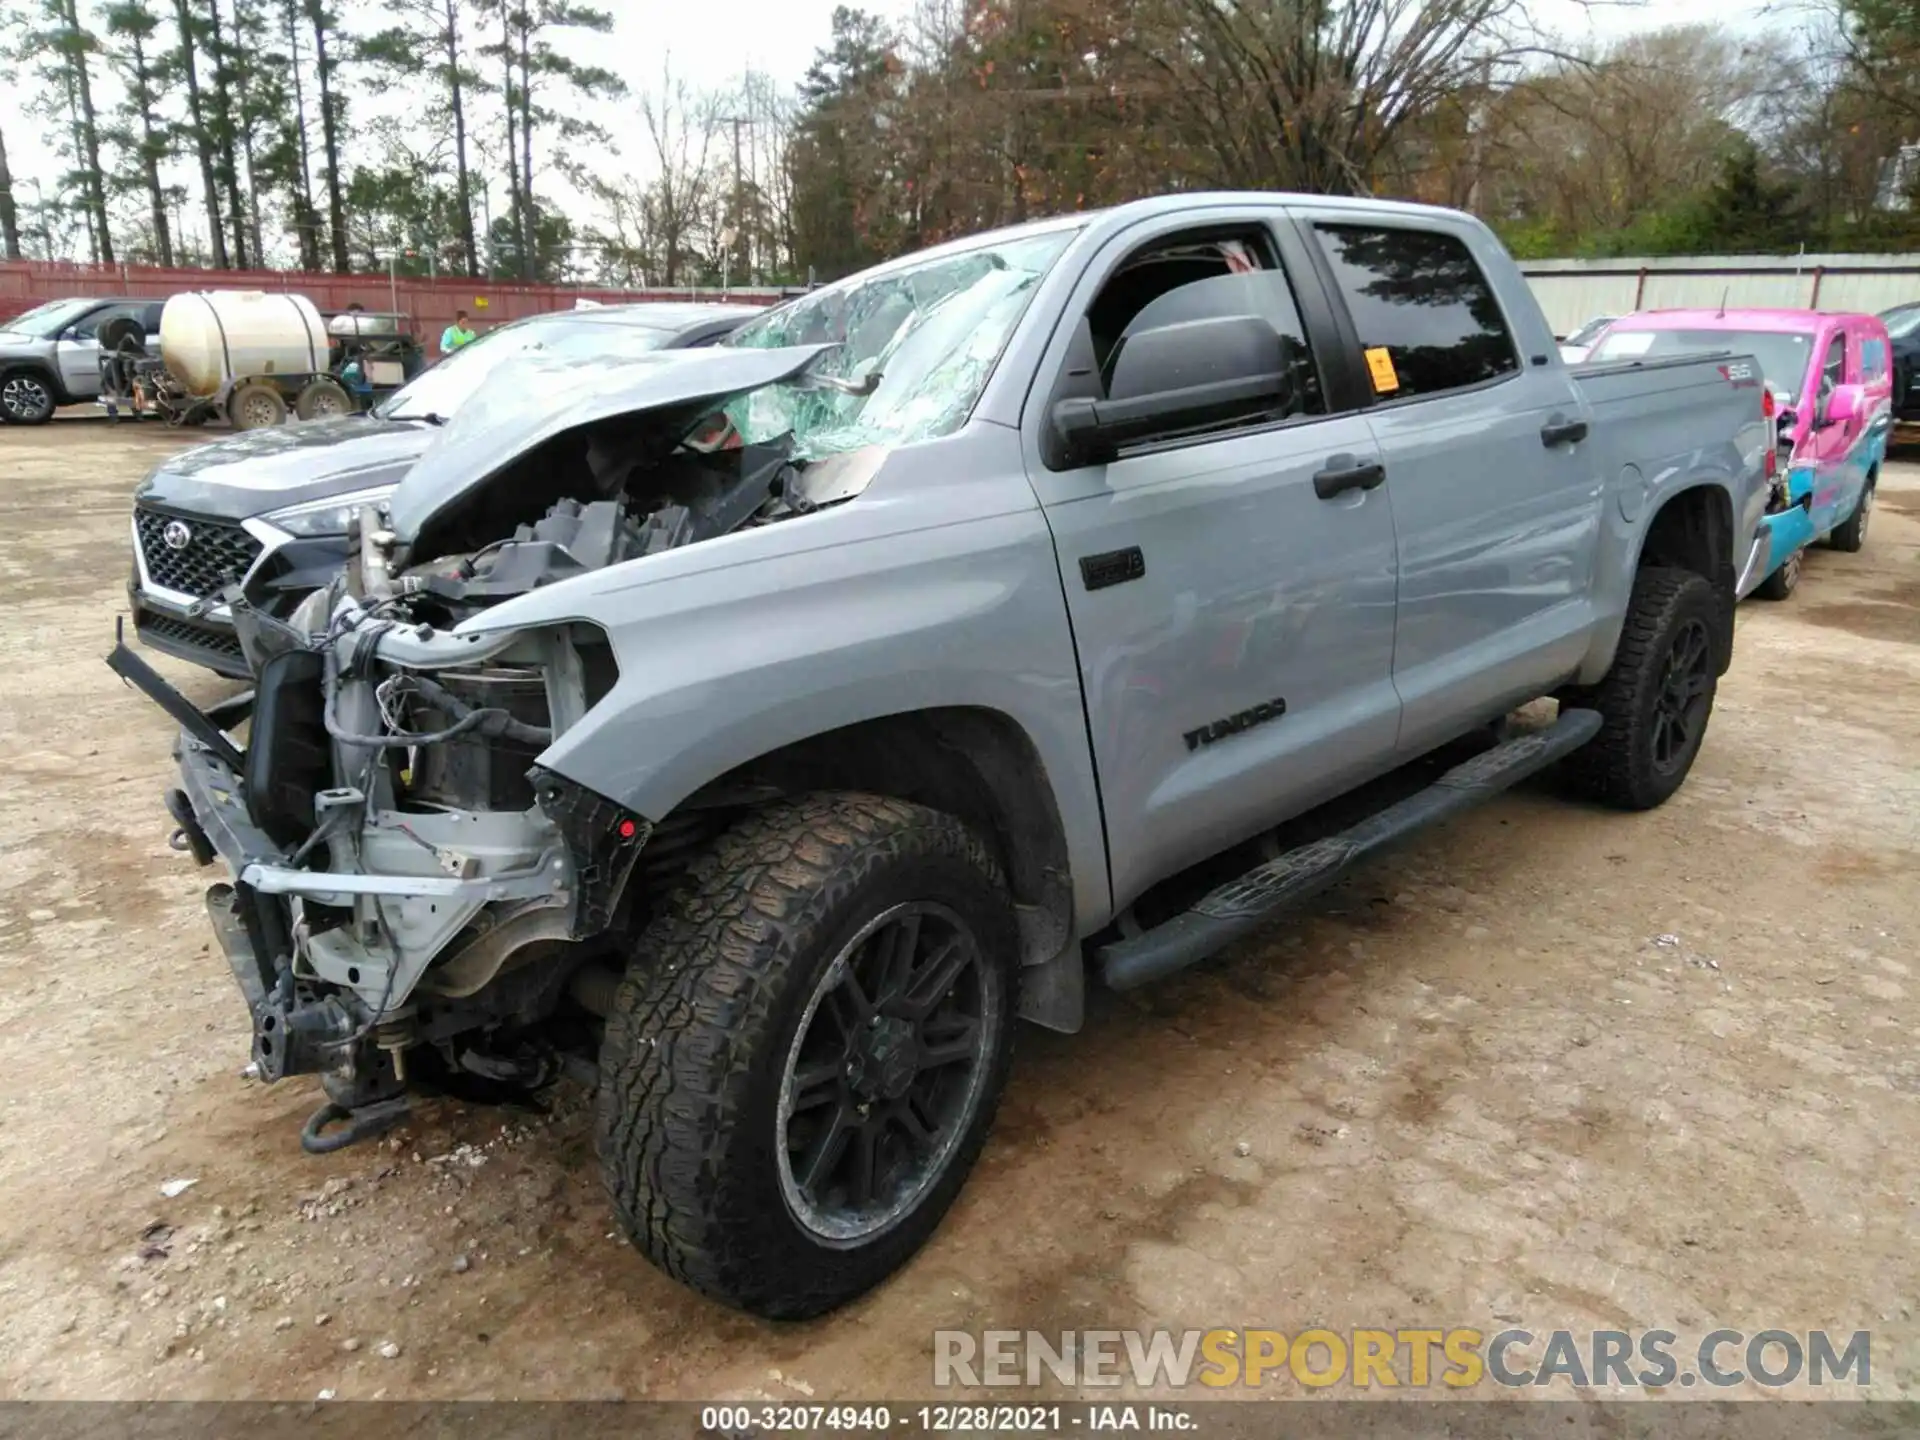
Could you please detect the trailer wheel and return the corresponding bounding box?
[295,377,353,421]
[228,382,287,430]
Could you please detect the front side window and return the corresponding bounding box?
[1314,225,1520,399]
[723,227,1076,461]
[1821,335,1846,397]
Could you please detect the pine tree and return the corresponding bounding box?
[103,0,175,265]
[359,0,485,276]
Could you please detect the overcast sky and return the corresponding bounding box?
[1,0,1763,256]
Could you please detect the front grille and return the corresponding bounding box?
[137,612,245,661]
[135,508,263,600]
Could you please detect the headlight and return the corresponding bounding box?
[264,486,393,539]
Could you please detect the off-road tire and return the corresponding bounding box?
[1560,566,1721,811]
[1826,475,1874,553]
[1753,545,1801,601]
[596,792,1019,1319]
[0,369,57,425]
[294,377,353,421]
[228,381,287,430]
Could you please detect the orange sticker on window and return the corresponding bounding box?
[1365,347,1400,393]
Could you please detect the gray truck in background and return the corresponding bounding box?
[119,192,1771,1321]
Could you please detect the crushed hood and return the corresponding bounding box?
[387,343,830,547]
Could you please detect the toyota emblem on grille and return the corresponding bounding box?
[161,520,193,551]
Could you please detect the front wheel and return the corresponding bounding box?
[0,370,57,425]
[1561,567,1722,811]
[1753,545,1802,601]
[596,792,1019,1319]
[1826,478,1873,554]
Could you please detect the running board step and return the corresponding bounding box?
[1098,708,1604,992]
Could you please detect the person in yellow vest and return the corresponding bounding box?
[440,310,477,355]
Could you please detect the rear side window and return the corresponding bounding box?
[1314,225,1519,399]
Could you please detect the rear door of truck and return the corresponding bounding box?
[1286,211,1605,757]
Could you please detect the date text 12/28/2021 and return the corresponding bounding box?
[700,1405,1199,1434]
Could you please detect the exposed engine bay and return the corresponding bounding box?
[123,364,896,1148]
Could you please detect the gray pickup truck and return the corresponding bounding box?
[117,192,1770,1320]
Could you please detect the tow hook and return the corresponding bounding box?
[164,788,215,867]
[301,1095,412,1155]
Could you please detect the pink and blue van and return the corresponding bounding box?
[1585,308,1892,598]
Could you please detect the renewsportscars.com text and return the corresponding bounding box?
[933,1328,1871,1391]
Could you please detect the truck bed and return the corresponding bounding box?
[1568,350,1774,607]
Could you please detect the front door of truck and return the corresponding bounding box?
[1021,211,1402,912]
[1294,214,1604,757]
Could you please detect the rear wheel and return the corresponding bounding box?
[1826,476,1873,553]
[596,792,1018,1319]
[1561,567,1721,811]
[0,370,56,425]
[228,381,287,430]
[294,377,353,421]
[1753,545,1802,601]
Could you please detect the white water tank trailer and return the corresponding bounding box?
[159,290,328,398]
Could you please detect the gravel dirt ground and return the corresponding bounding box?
[0,419,1915,1405]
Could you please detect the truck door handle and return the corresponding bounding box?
[1541,416,1588,447]
[1313,457,1386,500]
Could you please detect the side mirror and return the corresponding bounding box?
[1820,383,1863,427]
[1048,314,1291,469]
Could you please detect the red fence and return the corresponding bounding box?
[0,260,784,340]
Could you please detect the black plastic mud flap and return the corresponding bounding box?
[1098,708,1605,991]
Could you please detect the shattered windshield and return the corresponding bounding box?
[720,228,1076,460]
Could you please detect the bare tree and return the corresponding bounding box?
[1126,0,1537,195]
[637,56,720,286]
[169,0,228,266]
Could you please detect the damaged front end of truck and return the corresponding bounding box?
[106,275,1028,1150]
